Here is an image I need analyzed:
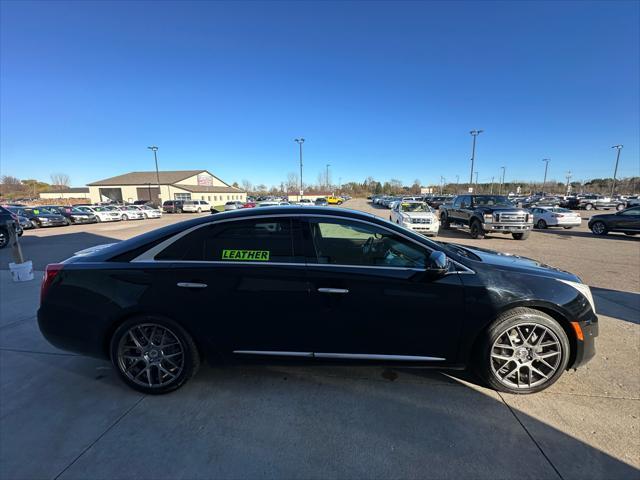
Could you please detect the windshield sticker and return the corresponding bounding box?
[222,249,270,261]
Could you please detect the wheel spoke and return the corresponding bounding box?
[118,323,185,388]
[490,322,562,390]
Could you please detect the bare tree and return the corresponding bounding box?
[50,173,70,193]
[285,172,299,192]
[241,179,253,193]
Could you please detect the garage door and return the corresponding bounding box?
[136,187,160,204]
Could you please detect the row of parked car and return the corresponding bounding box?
[371,194,640,240]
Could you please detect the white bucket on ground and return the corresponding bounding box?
[9,260,34,282]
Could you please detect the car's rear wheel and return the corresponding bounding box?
[616,204,625,211]
[110,316,200,394]
[122,214,129,221]
[590,221,607,235]
[536,219,547,229]
[31,220,39,228]
[96,216,102,222]
[475,307,570,394]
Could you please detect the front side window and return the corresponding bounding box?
[156,218,300,262]
[308,218,428,268]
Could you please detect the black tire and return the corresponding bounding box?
[616,204,625,211]
[563,227,573,230]
[590,221,607,235]
[512,231,530,240]
[177,208,183,213]
[64,219,70,226]
[536,219,547,229]
[122,214,129,221]
[440,212,450,230]
[31,220,40,229]
[469,219,485,239]
[0,228,8,249]
[473,307,570,394]
[96,216,102,223]
[110,316,200,394]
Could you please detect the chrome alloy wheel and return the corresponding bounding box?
[117,323,184,388]
[490,323,562,389]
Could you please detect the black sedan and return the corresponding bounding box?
[7,206,68,228]
[38,207,598,395]
[41,205,98,224]
[588,206,640,236]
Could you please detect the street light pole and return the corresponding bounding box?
[294,138,305,200]
[565,171,572,196]
[611,145,623,197]
[541,158,550,195]
[469,130,483,190]
[474,171,479,191]
[147,146,161,203]
[499,166,506,195]
[326,164,331,191]
[490,176,495,194]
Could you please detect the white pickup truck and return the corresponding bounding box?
[389,201,440,236]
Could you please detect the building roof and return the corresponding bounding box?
[87,170,206,186]
[40,187,90,194]
[178,185,245,194]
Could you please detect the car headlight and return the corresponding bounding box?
[557,279,596,313]
[39,217,50,222]
[483,214,493,223]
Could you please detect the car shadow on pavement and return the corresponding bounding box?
[591,287,640,325]
[0,231,121,270]
[534,228,639,242]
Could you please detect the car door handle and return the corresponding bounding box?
[177,282,208,289]
[317,288,349,294]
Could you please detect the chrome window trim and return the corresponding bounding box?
[232,351,445,361]
[131,212,475,274]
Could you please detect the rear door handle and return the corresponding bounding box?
[177,282,208,289]
[317,288,349,294]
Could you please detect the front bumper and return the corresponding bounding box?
[402,222,440,235]
[570,312,598,369]
[484,223,533,232]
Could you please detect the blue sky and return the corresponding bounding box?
[1,1,638,188]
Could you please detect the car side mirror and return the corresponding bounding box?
[425,251,449,276]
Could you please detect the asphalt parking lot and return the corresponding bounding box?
[0,205,638,479]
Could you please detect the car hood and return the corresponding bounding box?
[36,214,65,220]
[455,244,579,282]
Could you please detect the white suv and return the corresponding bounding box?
[182,200,210,213]
[390,201,440,236]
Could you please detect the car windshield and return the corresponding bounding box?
[400,202,432,213]
[474,196,514,207]
[71,207,87,213]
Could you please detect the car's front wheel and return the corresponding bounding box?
[536,219,547,229]
[590,221,607,235]
[469,220,485,239]
[475,307,570,394]
[110,316,200,394]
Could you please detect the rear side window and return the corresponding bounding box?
[155,219,301,262]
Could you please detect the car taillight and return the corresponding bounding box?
[41,263,63,304]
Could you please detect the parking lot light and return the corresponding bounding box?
[147,146,162,202]
[294,138,305,199]
[541,159,550,195]
[469,130,483,188]
[611,145,623,197]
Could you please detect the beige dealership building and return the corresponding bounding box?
[87,170,246,206]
